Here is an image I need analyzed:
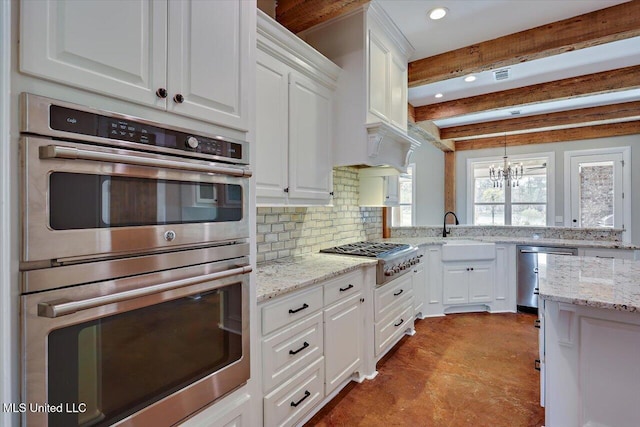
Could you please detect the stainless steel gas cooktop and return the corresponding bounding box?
[320,241,420,286]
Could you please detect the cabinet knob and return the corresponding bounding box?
[173,93,185,103]
[156,88,168,98]
[284,187,289,193]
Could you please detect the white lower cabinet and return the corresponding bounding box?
[373,274,414,358]
[324,292,363,395]
[578,247,639,260]
[544,300,640,426]
[264,357,325,427]
[259,268,369,426]
[412,250,426,319]
[442,261,494,305]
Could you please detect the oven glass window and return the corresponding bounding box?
[47,283,243,427]
[48,172,243,230]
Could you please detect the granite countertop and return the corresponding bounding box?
[375,236,640,250]
[256,254,378,303]
[538,255,640,313]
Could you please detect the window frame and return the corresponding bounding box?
[391,163,415,227]
[467,152,555,226]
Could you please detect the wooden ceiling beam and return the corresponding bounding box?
[275,0,369,34]
[454,121,640,151]
[414,65,640,122]
[441,101,640,140]
[408,1,640,87]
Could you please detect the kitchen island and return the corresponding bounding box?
[538,255,640,427]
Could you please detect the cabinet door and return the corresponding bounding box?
[388,53,407,130]
[368,31,389,122]
[167,0,250,130]
[324,293,363,395]
[20,0,167,107]
[468,263,494,303]
[383,175,400,206]
[288,72,333,203]
[442,265,468,304]
[256,50,289,203]
[412,261,426,318]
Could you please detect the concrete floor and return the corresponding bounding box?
[306,312,545,426]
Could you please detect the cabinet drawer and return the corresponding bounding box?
[323,270,364,306]
[264,357,325,427]
[375,300,413,357]
[262,311,324,393]
[374,274,413,322]
[262,287,323,335]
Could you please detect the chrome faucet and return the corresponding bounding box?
[442,211,459,237]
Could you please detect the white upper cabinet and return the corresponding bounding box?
[256,10,340,206]
[20,0,251,131]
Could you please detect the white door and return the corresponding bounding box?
[167,0,250,130]
[388,53,407,130]
[442,265,468,305]
[568,151,625,230]
[324,294,363,395]
[288,72,333,203]
[20,0,167,107]
[255,50,289,203]
[468,264,494,303]
[412,261,426,318]
[368,31,389,122]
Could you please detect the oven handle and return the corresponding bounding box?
[39,144,253,177]
[37,265,252,318]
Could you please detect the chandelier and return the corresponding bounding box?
[488,134,523,188]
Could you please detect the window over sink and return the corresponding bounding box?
[468,155,552,226]
[391,164,414,226]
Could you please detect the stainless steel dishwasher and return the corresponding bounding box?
[516,245,578,311]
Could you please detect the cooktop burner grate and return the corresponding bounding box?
[320,241,410,258]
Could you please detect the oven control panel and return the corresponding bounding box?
[44,102,244,163]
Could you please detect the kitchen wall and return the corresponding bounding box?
[256,167,383,262]
[452,134,640,244]
[412,140,445,225]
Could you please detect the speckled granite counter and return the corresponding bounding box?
[375,236,640,250]
[256,254,378,303]
[538,255,640,313]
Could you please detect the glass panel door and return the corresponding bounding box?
[569,153,623,229]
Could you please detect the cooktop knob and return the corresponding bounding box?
[186,136,199,149]
[385,269,394,276]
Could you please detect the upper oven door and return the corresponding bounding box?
[21,136,250,263]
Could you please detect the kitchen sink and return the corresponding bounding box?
[441,240,496,261]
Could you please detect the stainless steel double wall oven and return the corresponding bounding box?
[20,94,252,427]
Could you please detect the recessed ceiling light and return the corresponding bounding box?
[435,93,443,98]
[464,75,477,82]
[428,7,448,20]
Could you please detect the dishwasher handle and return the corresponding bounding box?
[519,249,577,256]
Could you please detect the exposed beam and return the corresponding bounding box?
[276,0,369,34]
[455,121,640,151]
[408,1,640,87]
[414,65,640,122]
[407,121,455,152]
[444,152,456,216]
[441,101,640,140]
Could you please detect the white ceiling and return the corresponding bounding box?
[376,0,637,128]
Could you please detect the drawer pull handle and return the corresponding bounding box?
[534,359,541,371]
[339,284,354,292]
[289,303,309,314]
[290,390,311,407]
[393,289,404,297]
[394,318,404,327]
[289,341,310,356]
[534,319,541,329]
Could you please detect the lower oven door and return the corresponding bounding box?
[21,136,250,263]
[22,259,251,427]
